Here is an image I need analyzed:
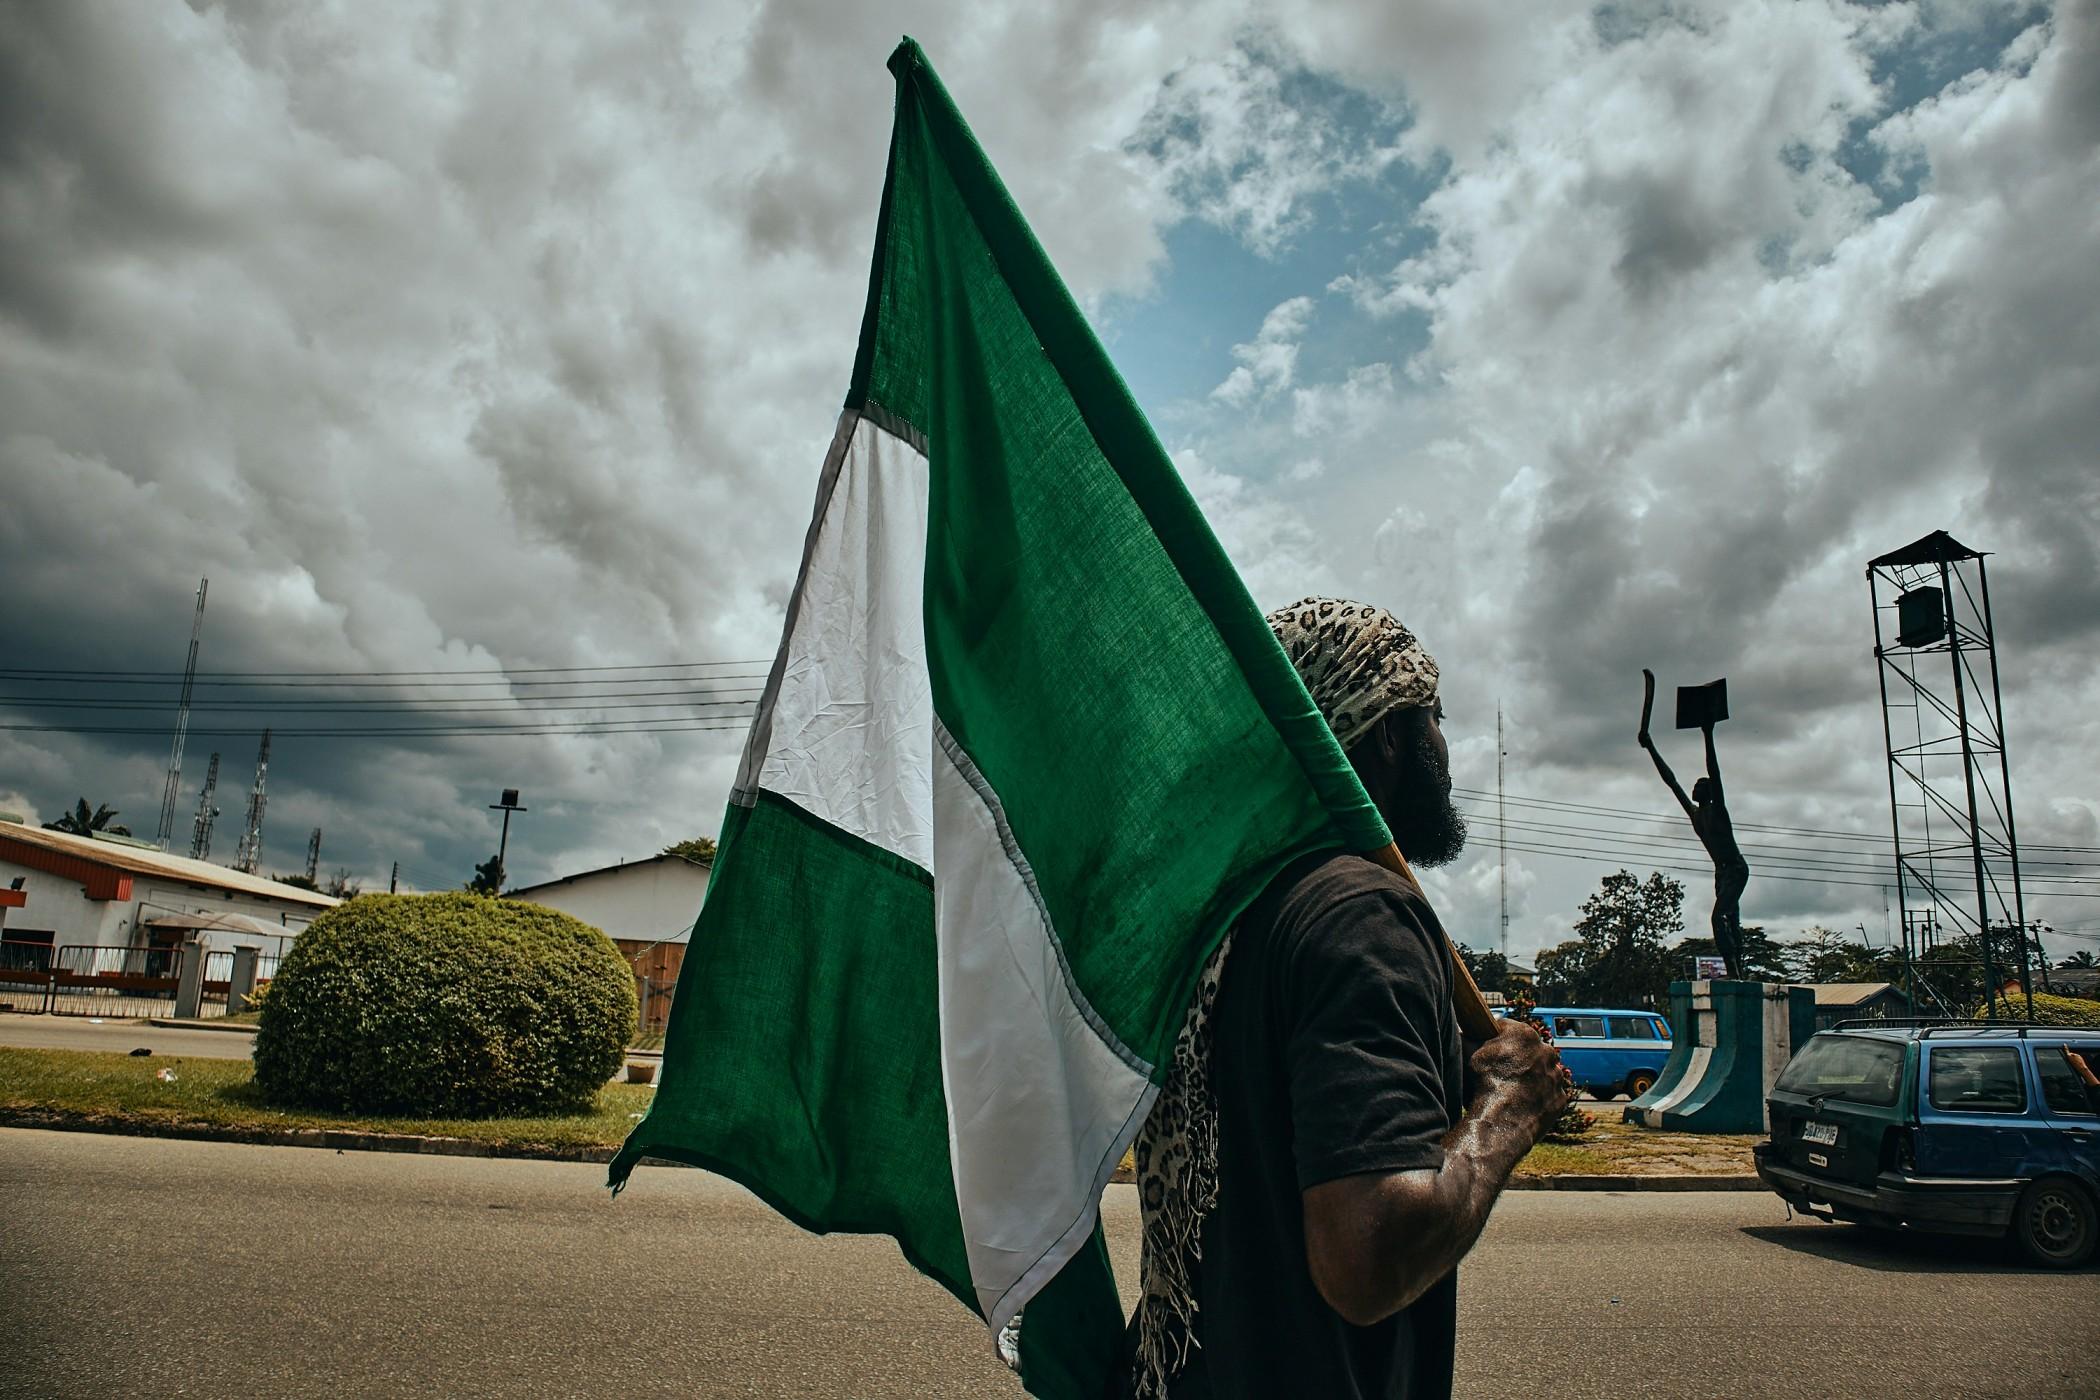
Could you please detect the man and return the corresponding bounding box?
[1124,597,1574,1399]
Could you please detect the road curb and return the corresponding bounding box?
[142,1019,667,1061]
[1507,1173,1762,1191]
[0,1108,634,1165]
[1,1109,1763,1189]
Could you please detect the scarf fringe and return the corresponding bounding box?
[1131,930,1233,1399]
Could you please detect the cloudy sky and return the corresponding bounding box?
[3,0,2096,967]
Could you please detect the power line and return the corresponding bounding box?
[1452,801,2100,878]
[0,690,766,714]
[0,670,772,692]
[1453,784,2100,855]
[0,717,759,739]
[1477,827,2100,899]
[0,658,771,681]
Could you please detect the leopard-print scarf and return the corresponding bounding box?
[1130,929,1232,1398]
[1267,597,1438,751]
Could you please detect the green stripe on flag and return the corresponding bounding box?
[609,791,971,1310]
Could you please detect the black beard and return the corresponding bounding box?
[1390,728,1467,868]
[1393,794,1468,868]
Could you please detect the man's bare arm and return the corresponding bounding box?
[1702,725,1724,803]
[1301,1021,1573,1327]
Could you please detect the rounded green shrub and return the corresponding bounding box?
[254,892,638,1116]
[1974,990,2100,1028]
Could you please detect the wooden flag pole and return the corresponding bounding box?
[1364,842,1501,1042]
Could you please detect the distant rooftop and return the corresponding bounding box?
[508,850,712,898]
[0,821,337,908]
[1806,981,1900,1006]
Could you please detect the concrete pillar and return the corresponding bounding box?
[173,939,205,1020]
[1626,980,1815,1133]
[228,947,260,1015]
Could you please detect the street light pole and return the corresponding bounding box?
[489,789,527,894]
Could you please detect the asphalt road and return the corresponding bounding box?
[0,1011,255,1059]
[0,1129,2091,1398]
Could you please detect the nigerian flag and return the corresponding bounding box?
[610,38,1389,1397]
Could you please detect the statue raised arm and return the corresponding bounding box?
[1638,668,1751,980]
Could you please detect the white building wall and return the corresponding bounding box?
[0,865,112,946]
[514,860,711,946]
[0,857,328,957]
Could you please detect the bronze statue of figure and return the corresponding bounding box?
[1639,669,1750,979]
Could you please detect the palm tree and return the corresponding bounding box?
[2060,950,2097,970]
[44,799,130,838]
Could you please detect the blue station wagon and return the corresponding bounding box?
[1500,1006,1674,1101]
[1754,1022,2100,1267]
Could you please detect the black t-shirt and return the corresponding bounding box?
[1149,851,1464,1400]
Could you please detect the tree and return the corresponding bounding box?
[661,836,718,865]
[1788,925,1889,984]
[2062,951,2098,970]
[1538,870,1684,1008]
[466,854,504,895]
[274,872,321,892]
[1671,923,1792,981]
[323,868,363,900]
[45,799,130,838]
[1456,945,1510,995]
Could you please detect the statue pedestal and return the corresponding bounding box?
[1624,980,1813,1134]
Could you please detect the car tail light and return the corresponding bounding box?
[1885,1127,1915,1172]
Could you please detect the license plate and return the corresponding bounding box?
[1802,1121,1839,1146]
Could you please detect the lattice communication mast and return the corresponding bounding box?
[234,728,272,875]
[305,827,323,883]
[155,578,208,850]
[1868,531,2030,1016]
[188,751,221,860]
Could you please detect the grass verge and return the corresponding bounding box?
[4,1046,1759,1178]
[0,1046,653,1156]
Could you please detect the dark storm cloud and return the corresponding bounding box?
[0,0,1242,889]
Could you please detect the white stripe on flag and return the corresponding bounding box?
[933,723,1155,1329]
[737,411,935,871]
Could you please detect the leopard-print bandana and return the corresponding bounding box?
[1267,596,1439,750]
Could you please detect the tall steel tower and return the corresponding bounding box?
[234,729,272,875]
[188,751,221,860]
[155,578,208,849]
[1868,531,2030,1017]
[304,827,323,883]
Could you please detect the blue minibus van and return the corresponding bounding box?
[1497,1006,1674,1100]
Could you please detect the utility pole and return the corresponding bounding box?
[389,861,399,894]
[155,578,208,850]
[188,752,221,861]
[488,788,527,894]
[1496,704,1509,961]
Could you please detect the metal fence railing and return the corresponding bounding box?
[16,945,280,1019]
[45,945,185,1019]
[1,941,54,973]
[0,953,53,1013]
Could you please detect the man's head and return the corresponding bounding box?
[1266,597,1467,867]
[1692,777,1714,807]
